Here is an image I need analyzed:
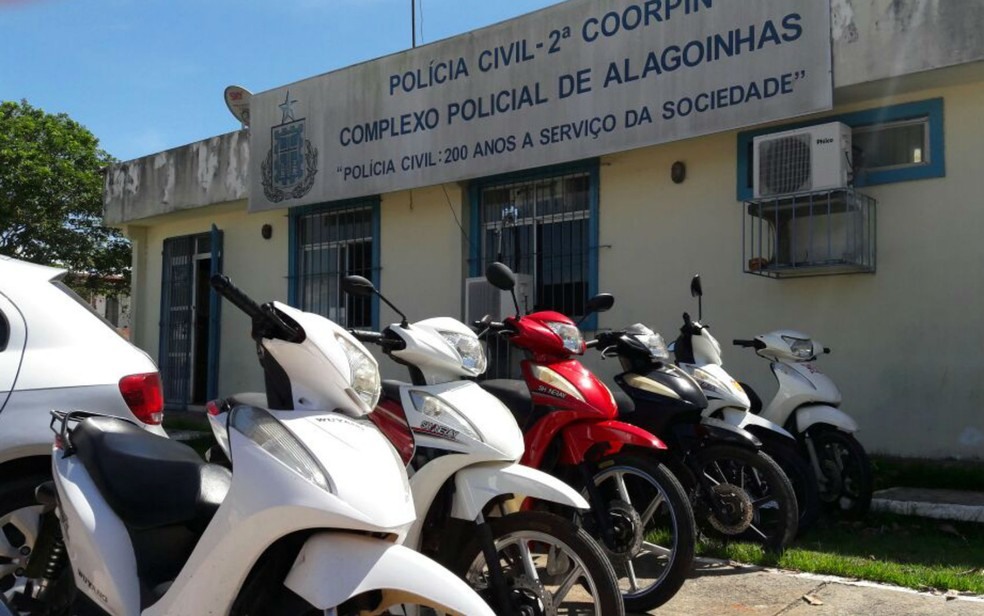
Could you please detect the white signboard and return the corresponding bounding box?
[249,0,832,211]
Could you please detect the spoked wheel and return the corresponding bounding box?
[587,453,696,612]
[453,511,623,616]
[755,433,821,534]
[693,445,798,553]
[807,426,873,517]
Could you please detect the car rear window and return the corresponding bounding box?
[51,278,126,339]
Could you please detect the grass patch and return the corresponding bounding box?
[872,455,984,492]
[698,513,984,594]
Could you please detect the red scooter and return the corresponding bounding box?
[475,263,696,612]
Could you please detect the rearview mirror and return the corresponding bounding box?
[485,262,517,291]
[690,275,702,298]
[342,275,376,297]
[585,293,615,314]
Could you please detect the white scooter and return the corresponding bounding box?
[341,275,623,616]
[732,329,873,516]
[672,276,821,530]
[34,275,494,616]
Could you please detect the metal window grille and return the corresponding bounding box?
[472,170,593,378]
[293,203,376,327]
[743,188,876,278]
[160,235,195,408]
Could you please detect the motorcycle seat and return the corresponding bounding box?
[479,379,536,428]
[71,416,231,532]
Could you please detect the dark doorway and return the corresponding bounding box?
[160,230,222,410]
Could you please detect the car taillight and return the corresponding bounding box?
[206,400,223,416]
[119,373,164,425]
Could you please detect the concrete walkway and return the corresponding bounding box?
[648,561,984,616]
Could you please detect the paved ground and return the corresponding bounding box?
[647,561,984,616]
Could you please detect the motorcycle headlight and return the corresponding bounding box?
[231,406,334,493]
[545,321,584,354]
[781,335,815,360]
[409,391,482,442]
[439,330,488,375]
[634,331,669,360]
[336,334,381,410]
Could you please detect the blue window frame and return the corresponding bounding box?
[288,197,381,328]
[737,98,945,200]
[469,160,600,329]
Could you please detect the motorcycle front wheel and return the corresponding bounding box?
[807,425,873,517]
[754,431,821,534]
[692,445,799,553]
[587,453,696,612]
[452,511,623,616]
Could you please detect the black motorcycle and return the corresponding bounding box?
[589,324,799,552]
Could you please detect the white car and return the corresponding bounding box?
[0,256,163,600]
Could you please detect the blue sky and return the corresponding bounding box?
[1,0,561,161]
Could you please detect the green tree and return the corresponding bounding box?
[0,99,129,295]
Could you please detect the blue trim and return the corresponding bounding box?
[370,199,381,329]
[737,98,945,200]
[467,158,602,329]
[287,196,382,329]
[584,163,601,331]
[207,224,223,401]
[468,182,482,278]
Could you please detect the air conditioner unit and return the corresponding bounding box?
[753,121,852,198]
[464,274,533,324]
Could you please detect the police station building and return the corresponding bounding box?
[103,0,984,460]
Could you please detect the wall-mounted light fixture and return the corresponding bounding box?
[671,161,687,184]
[261,224,273,240]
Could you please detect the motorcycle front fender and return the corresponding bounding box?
[284,532,495,616]
[560,419,668,464]
[697,416,762,449]
[450,461,589,521]
[796,404,858,434]
[719,407,795,440]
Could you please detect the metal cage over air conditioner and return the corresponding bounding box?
[743,188,876,278]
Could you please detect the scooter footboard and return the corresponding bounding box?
[450,462,589,521]
[284,532,495,616]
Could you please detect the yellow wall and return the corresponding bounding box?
[126,202,289,398]
[127,79,983,458]
[591,78,984,458]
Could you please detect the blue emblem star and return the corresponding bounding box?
[279,90,297,124]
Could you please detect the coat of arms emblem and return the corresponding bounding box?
[261,90,318,202]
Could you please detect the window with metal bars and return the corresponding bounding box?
[290,199,379,328]
[471,162,598,320]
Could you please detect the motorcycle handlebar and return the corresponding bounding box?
[349,329,407,351]
[210,274,301,342]
[733,338,766,350]
[211,274,263,321]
